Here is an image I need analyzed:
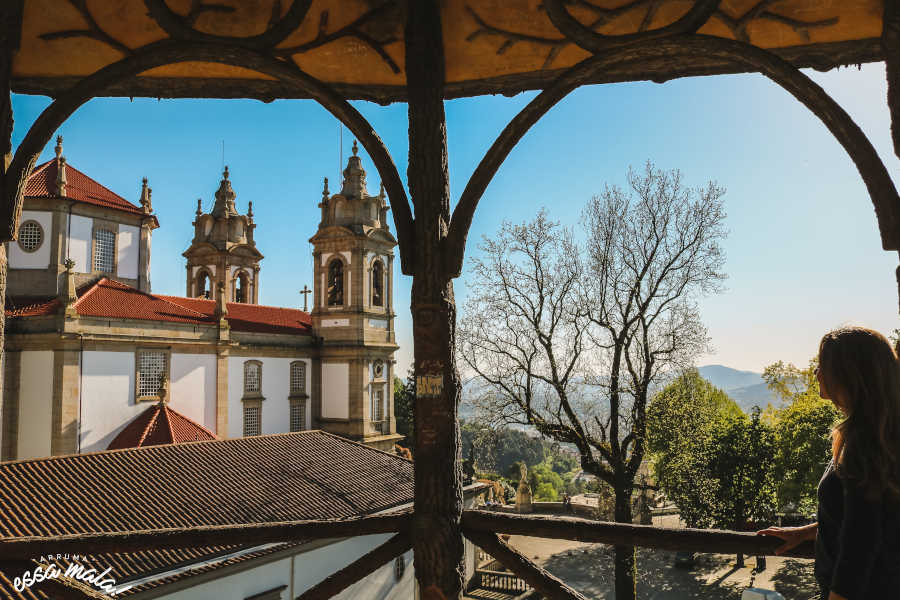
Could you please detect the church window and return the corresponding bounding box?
[196,271,211,299]
[234,271,250,303]
[289,400,305,433]
[243,361,262,395]
[290,361,307,395]
[372,387,385,422]
[372,259,384,307]
[327,260,343,306]
[93,228,115,273]
[394,555,406,582]
[243,405,261,437]
[18,220,43,253]
[136,350,168,400]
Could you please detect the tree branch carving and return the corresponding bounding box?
[713,0,838,43]
[142,0,312,50]
[275,2,401,74]
[39,0,132,56]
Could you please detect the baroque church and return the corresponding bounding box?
[1,137,401,461]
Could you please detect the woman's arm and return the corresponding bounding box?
[755,522,817,554]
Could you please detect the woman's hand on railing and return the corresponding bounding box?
[755,523,817,555]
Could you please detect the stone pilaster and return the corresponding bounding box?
[215,345,229,438]
[1,349,20,460]
[50,348,79,455]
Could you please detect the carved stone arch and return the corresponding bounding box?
[448,34,900,277]
[2,42,414,273]
[233,268,252,304]
[194,267,213,299]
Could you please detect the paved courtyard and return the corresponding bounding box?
[501,515,819,600]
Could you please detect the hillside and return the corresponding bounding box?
[697,365,780,412]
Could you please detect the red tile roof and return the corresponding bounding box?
[107,402,217,450]
[25,159,158,226]
[5,278,312,335]
[0,431,414,597]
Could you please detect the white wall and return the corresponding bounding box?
[17,351,54,460]
[227,357,311,438]
[68,214,92,273]
[170,354,216,433]
[117,224,139,279]
[152,536,414,600]
[80,351,139,453]
[293,535,414,600]
[8,210,53,270]
[322,363,349,419]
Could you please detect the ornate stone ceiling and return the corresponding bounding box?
[10,0,885,101]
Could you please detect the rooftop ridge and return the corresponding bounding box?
[79,278,209,319]
[0,430,326,467]
[158,294,312,316]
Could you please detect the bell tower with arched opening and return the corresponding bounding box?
[309,141,400,450]
[183,167,263,303]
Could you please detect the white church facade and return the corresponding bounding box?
[1,137,402,461]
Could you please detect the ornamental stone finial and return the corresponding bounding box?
[140,177,153,214]
[247,200,253,219]
[196,198,202,217]
[55,135,63,159]
[56,156,67,197]
[322,177,329,199]
[352,139,358,156]
[223,165,229,180]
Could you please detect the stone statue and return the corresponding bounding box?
[515,462,533,513]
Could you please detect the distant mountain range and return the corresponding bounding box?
[460,365,780,420]
[697,365,779,413]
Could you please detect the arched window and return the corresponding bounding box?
[234,271,250,303]
[196,270,211,299]
[327,260,344,306]
[371,259,384,307]
[243,360,261,395]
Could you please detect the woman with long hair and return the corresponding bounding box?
[758,326,900,600]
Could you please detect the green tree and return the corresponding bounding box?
[763,359,841,515]
[647,370,742,528]
[707,409,777,566]
[393,372,415,450]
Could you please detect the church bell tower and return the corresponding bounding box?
[309,141,401,451]
[183,167,263,303]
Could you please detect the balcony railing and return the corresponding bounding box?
[0,508,814,600]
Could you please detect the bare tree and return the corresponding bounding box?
[458,162,727,600]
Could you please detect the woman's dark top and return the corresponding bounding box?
[815,460,900,599]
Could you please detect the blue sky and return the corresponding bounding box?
[11,63,899,376]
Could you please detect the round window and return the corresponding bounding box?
[18,220,44,253]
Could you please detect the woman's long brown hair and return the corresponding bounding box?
[819,326,900,501]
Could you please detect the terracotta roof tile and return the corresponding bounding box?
[107,403,217,450]
[0,432,413,596]
[25,159,158,226]
[6,279,313,336]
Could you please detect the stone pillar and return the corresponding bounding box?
[139,220,153,292]
[1,348,20,460]
[253,266,260,304]
[216,345,229,438]
[311,355,322,427]
[50,347,80,455]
